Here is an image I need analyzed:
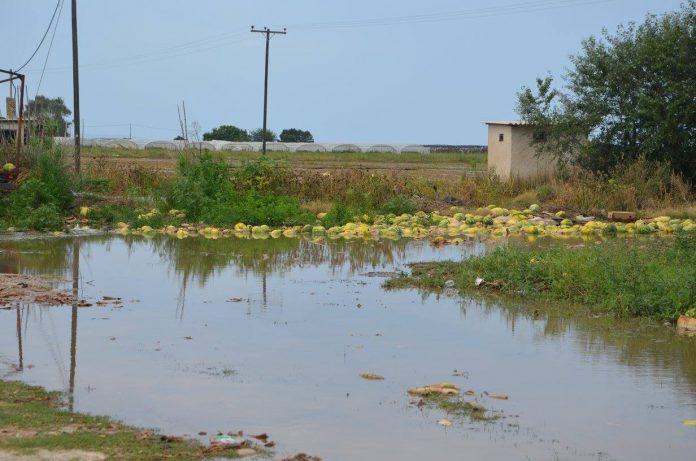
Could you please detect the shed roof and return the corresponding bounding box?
[483,120,529,126]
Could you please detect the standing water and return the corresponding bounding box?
[1,235,695,460]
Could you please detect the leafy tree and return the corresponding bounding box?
[279,128,314,143]
[202,125,250,142]
[517,2,696,179]
[250,128,278,142]
[25,95,71,136]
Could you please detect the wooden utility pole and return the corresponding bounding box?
[251,26,286,155]
[71,0,81,173]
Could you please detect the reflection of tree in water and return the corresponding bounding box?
[0,238,75,276]
[460,296,696,395]
[145,236,410,286]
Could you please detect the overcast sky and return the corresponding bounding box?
[4,0,684,144]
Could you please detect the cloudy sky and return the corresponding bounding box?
[4,0,684,144]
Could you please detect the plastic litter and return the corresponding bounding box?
[209,435,243,448]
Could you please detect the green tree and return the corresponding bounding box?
[250,128,278,142]
[279,128,314,143]
[25,95,71,136]
[202,125,250,141]
[517,2,696,178]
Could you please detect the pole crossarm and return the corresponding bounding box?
[251,26,288,36]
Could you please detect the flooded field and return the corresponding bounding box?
[1,235,695,460]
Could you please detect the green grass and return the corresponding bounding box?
[386,234,696,321]
[418,394,499,423]
[0,379,242,460]
[81,146,488,168]
[167,153,314,226]
[1,148,74,231]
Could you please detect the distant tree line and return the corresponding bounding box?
[203,125,314,143]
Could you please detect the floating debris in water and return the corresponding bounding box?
[359,372,385,381]
[408,383,460,396]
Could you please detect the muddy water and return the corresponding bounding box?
[1,235,695,461]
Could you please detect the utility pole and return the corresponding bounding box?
[251,26,286,155]
[71,0,81,173]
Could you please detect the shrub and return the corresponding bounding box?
[2,148,74,230]
[167,153,313,226]
[321,202,361,227]
[535,184,557,202]
[380,194,417,215]
[232,157,291,193]
[168,153,235,222]
[15,204,64,231]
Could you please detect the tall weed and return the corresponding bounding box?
[167,153,313,226]
[2,147,74,230]
[456,234,696,321]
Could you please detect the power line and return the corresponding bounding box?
[84,123,180,132]
[289,0,614,30]
[24,34,254,74]
[34,0,65,101]
[15,0,63,72]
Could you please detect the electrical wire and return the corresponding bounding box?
[34,0,65,101]
[21,0,612,76]
[85,123,180,132]
[25,34,254,74]
[15,0,62,72]
[289,0,614,30]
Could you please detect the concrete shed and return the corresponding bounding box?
[484,121,555,179]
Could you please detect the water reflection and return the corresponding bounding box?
[0,235,695,460]
[454,295,696,395]
[0,237,75,276]
[145,236,410,284]
[1,238,82,410]
[69,239,80,411]
[15,304,23,371]
[2,235,694,396]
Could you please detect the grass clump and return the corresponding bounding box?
[388,235,696,321]
[419,394,498,423]
[385,261,460,290]
[0,379,241,460]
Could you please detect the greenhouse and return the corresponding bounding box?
[51,137,432,154]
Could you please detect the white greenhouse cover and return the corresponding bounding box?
[53,138,431,154]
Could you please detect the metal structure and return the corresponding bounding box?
[0,69,26,169]
[251,26,286,155]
